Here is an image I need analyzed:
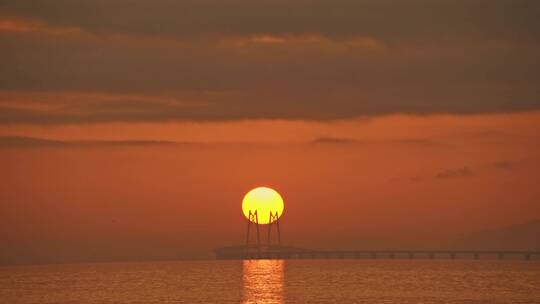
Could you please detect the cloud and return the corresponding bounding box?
[0,91,209,124]
[0,136,66,147]
[1,0,539,40]
[408,159,520,182]
[435,167,473,179]
[220,34,385,51]
[0,136,196,148]
[0,18,81,34]
[389,139,447,148]
[490,160,515,170]
[311,137,445,148]
[0,1,538,123]
[311,137,359,145]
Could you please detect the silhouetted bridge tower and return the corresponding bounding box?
[245,210,281,249]
[215,206,539,260]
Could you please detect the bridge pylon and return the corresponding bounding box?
[245,210,260,248]
[267,211,281,246]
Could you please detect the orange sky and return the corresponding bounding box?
[1,112,539,264]
[1,1,539,264]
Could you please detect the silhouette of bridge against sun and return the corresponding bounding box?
[214,205,540,261]
[214,246,540,260]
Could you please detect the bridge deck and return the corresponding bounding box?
[214,247,540,260]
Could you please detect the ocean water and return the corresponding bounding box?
[1,259,540,304]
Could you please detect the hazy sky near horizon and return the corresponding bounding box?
[1,1,539,264]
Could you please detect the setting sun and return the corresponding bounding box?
[242,187,284,224]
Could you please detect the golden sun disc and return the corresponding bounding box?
[242,187,284,224]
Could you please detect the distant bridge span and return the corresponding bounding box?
[214,246,540,260]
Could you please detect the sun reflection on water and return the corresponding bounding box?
[242,260,284,304]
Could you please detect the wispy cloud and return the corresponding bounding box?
[311,137,360,145]
[221,34,385,51]
[0,18,81,35]
[490,160,515,170]
[0,91,208,124]
[405,159,521,182]
[0,136,197,148]
[435,167,473,179]
[310,137,445,148]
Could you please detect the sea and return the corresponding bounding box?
[1,259,539,304]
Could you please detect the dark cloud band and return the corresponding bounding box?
[0,0,539,123]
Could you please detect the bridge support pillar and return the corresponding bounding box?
[246,210,260,249]
[267,211,281,246]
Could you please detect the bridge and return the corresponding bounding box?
[228,209,539,261]
[214,246,540,260]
